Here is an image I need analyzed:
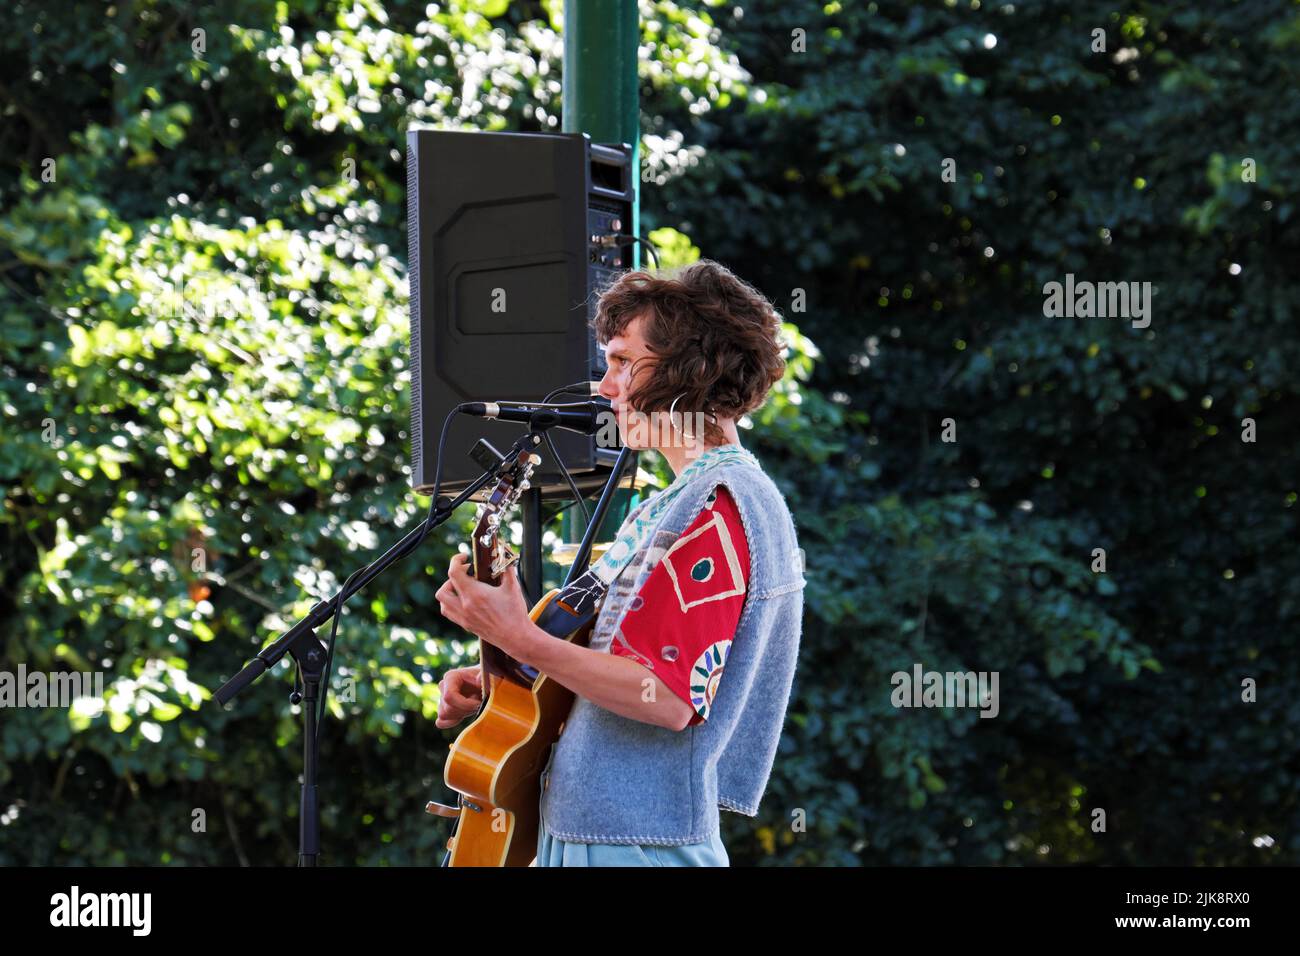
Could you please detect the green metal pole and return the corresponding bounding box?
[562,0,640,269]
[557,0,643,558]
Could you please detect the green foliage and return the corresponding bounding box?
[1,0,1296,867]
[0,0,795,867]
[668,0,1299,865]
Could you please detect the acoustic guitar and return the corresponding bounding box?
[426,449,602,866]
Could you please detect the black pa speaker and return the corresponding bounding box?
[405,129,635,498]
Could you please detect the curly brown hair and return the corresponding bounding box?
[592,259,787,445]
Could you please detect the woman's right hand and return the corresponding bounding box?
[436,666,484,729]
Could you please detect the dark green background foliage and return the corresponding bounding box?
[1,0,1295,865]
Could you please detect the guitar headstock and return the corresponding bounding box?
[470,450,540,584]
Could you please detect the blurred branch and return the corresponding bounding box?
[220,783,251,867]
[0,78,57,158]
[223,580,282,613]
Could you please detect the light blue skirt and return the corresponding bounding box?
[534,818,729,867]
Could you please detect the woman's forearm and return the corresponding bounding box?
[512,622,690,731]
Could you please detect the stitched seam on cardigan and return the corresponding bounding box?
[717,477,758,627]
[688,708,696,830]
[753,579,807,600]
[728,481,764,639]
[719,796,759,815]
[542,829,717,846]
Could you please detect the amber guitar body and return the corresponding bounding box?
[428,449,603,866]
[440,589,592,866]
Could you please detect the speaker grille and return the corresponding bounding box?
[406,143,422,473]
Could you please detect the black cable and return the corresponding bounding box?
[542,382,595,401]
[542,497,591,522]
[538,380,647,539]
[542,429,589,536]
[608,234,660,269]
[541,381,595,534]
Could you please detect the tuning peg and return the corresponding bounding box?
[528,453,542,465]
[519,479,530,491]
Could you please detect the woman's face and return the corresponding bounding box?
[596,314,657,450]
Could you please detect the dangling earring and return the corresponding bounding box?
[668,392,685,436]
[669,392,700,447]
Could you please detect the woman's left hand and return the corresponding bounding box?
[436,553,537,659]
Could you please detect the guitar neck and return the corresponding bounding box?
[481,641,534,686]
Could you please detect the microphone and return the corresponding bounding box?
[458,400,610,436]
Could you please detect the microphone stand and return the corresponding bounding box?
[564,446,635,583]
[213,428,545,866]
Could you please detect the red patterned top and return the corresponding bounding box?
[609,485,751,727]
